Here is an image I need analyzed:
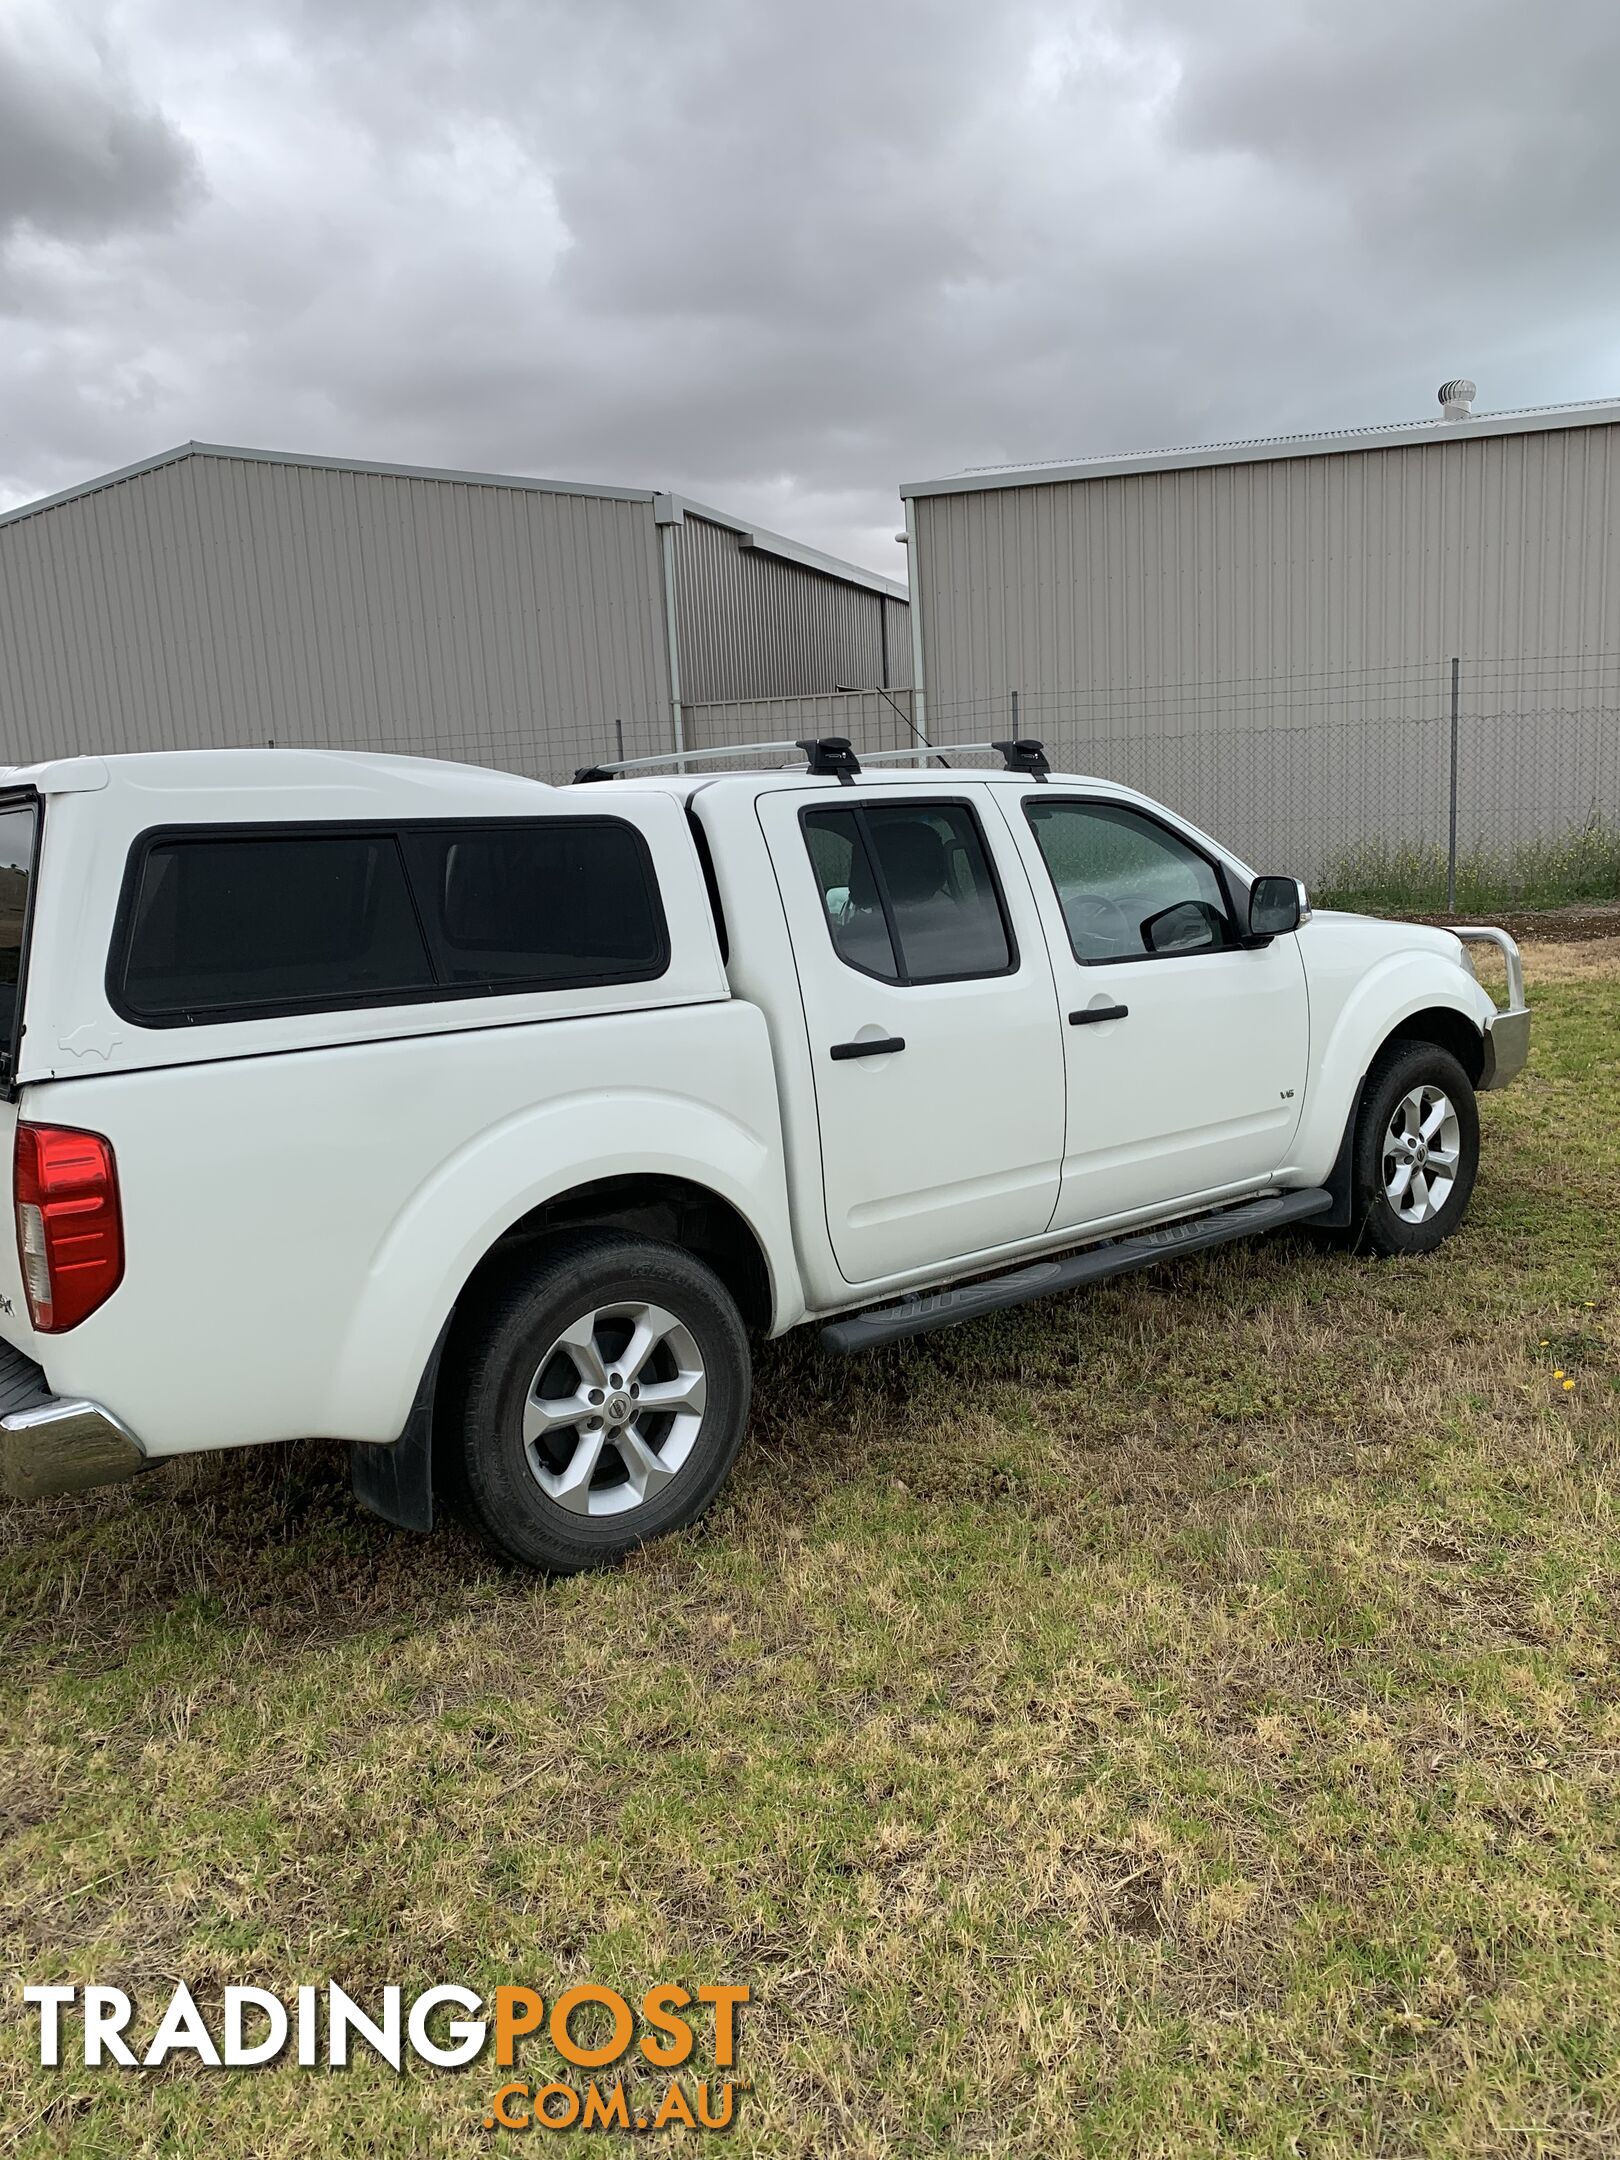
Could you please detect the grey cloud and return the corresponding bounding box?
[2,0,1618,574]
[0,13,199,242]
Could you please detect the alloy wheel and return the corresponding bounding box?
[521,1301,707,1517]
[1381,1084,1461,1225]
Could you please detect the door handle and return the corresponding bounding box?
[1068,1003,1129,1026]
[830,1035,907,1060]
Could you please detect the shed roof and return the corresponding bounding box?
[901,396,1620,501]
[0,440,908,600]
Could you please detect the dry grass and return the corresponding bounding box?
[1,938,1618,2157]
[1316,823,1620,915]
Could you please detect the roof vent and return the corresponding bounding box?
[1438,378,1477,422]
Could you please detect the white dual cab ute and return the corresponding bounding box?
[0,734,1528,1571]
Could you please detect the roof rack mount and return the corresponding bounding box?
[796,737,861,783]
[991,737,1050,779]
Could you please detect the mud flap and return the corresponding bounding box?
[1318,1100,1360,1230]
[348,1324,447,1533]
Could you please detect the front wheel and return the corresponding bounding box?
[447,1232,752,1572]
[1348,1041,1480,1256]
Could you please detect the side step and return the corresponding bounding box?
[819,1188,1333,1355]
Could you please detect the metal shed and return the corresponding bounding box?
[0,443,910,779]
[901,392,1620,881]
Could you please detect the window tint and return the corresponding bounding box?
[1025,800,1233,962]
[401,822,665,988]
[803,800,1012,984]
[0,802,37,1074]
[803,808,900,981]
[120,832,434,1020]
[116,817,670,1024]
[865,803,1012,980]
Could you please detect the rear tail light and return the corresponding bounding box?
[13,1123,124,1332]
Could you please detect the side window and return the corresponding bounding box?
[114,817,669,1026]
[803,809,900,981]
[1025,800,1234,962]
[118,832,434,1021]
[0,801,38,1070]
[802,801,1013,984]
[401,821,666,989]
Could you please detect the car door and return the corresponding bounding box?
[994,790,1308,1232]
[757,786,1066,1285]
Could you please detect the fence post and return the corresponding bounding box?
[1011,688,1019,742]
[1445,656,1460,912]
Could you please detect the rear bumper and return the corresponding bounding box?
[0,1338,147,1500]
[1455,926,1531,1091]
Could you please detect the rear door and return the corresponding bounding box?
[999,790,1308,1230]
[758,785,1066,1285]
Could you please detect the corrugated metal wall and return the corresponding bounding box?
[674,512,906,702]
[909,423,1620,872]
[0,452,674,780]
[882,595,914,691]
[683,688,918,764]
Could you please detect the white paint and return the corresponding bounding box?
[753,788,1066,1283]
[0,747,1508,1467]
[990,790,1308,1225]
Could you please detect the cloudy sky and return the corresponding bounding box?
[3,0,1618,576]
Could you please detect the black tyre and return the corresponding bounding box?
[1348,1040,1479,1256]
[447,1231,751,1572]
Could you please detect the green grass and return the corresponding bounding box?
[2,937,1618,2156]
[1316,820,1620,916]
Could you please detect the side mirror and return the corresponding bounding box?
[1248,876,1311,939]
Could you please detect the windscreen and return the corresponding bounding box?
[0,800,38,1079]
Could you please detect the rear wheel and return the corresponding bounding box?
[1348,1041,1479,1255]
[448,1232,751,1572]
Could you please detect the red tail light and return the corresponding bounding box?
[13,1124,124,1333]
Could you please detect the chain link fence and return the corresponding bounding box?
[906,654,1620,908]
[303,655,1620,913]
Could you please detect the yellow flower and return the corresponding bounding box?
[1539,1339,1550,1347]
[1563,1378,1576,1392]
[1554,1369,1565,1378]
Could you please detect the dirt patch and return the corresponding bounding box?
[1410,902,1620,945]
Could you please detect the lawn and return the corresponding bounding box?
[1,938,1617,2158]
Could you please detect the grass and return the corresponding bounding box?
[1315,820,1620,916]
[2,936,1618,2157]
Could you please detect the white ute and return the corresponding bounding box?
[0,736,1529,1572]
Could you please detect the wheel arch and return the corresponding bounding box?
[443,1172,774,1347]
[1319,1006,1485,1228]
[350,1171,776,1534]
[1381,1003,1485,1087]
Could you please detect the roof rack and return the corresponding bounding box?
[574,739,805,782]
[571,737,1049,782]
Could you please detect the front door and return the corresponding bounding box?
[758,787,1067,1285]
[995,791,1308,1231]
